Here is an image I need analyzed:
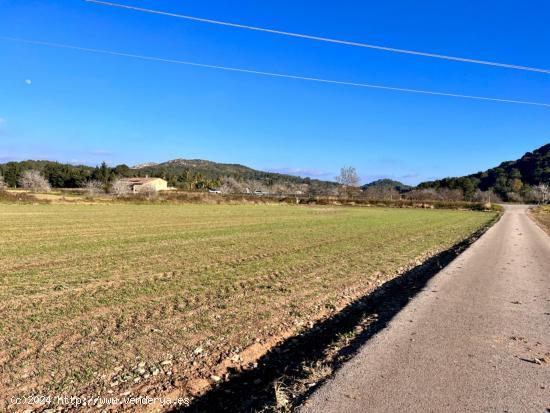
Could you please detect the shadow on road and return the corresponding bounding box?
[174,220,496,413]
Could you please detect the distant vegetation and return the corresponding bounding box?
[1,143,548,202]
[0,159,338,195]
[360,179,412,200]
[417,143,550,202]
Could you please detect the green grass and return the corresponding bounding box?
[0,203,496,402]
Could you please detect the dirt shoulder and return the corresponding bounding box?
[529,205,550,234]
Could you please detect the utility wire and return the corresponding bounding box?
[2,36,549,108]
[85,0,550,75]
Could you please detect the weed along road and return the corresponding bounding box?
[301,205,550,412]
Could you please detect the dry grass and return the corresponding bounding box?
[532,205,550,234]
[0,203,496,410]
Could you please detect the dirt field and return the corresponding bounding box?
[0,203,496,411]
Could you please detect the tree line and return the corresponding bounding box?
[0,160,339,195]
[417,143,550,202]
[0,161,220,192]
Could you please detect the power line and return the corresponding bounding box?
[85,0,550,75]
[2,36,549,108]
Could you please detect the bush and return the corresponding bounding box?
[402,188,463,201]
[0,190,46,203]
[139,185,158,199]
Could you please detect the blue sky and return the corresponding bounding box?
[1,0,549,184]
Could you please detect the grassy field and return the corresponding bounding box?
[0,203,496,409]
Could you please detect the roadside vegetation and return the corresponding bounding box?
[0,203,497,410]
[532,205,550,234]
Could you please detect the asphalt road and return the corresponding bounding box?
[301,205,550,412]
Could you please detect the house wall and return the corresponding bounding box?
[150,179,168,191]
[134,179,168,193]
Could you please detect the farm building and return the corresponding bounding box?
[119,177,168,193]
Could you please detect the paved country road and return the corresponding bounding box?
[301,205,550,413]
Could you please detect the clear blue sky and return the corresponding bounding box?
[1,0,549,184]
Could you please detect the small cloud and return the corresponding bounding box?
[264,167,332,178]
[25,79,32,85]
[90,149,113,156]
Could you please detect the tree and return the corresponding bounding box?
[335,166,360,197]
[473,189,500,203]
[18,170,51,193]
[404,188,439,201]
[113,164,131,177]
[335,166,360,187]
[110,179,130,196]
[0,174,5,191]
[219,176,245,194]
[511,178,523,193]
[364,186,400,201]
[534,183,549,204]
[93,161,113,186]
[83,180,103,195]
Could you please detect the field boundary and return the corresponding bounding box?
[1,188,503,212]
[175,212,501,412]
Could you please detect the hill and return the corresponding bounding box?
[362,178,412,192]
[417,143,550,201]
[0,158,338,194]
[134,159,265,179]
[135,158,338,193]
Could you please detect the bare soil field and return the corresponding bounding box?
[0,203,497,411]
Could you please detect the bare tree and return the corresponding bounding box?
[405,188,467,202]
[438,188,464,201]
[83,180,103,195]
[534,183,549,204]
[219,176,245,194]
[404,189,437,201]
[0,174,6,191]
[335,166,360,187]
[110,179,130,196]
[268,182,307,196]
[473,189,500,203]
[538,183,549,203]
[364,186,400,201]
[269,183,287,196]
[19,170,51,193]
[506,192,523,203]
[335,166,360,197]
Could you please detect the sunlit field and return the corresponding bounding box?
[0,203,496,409]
